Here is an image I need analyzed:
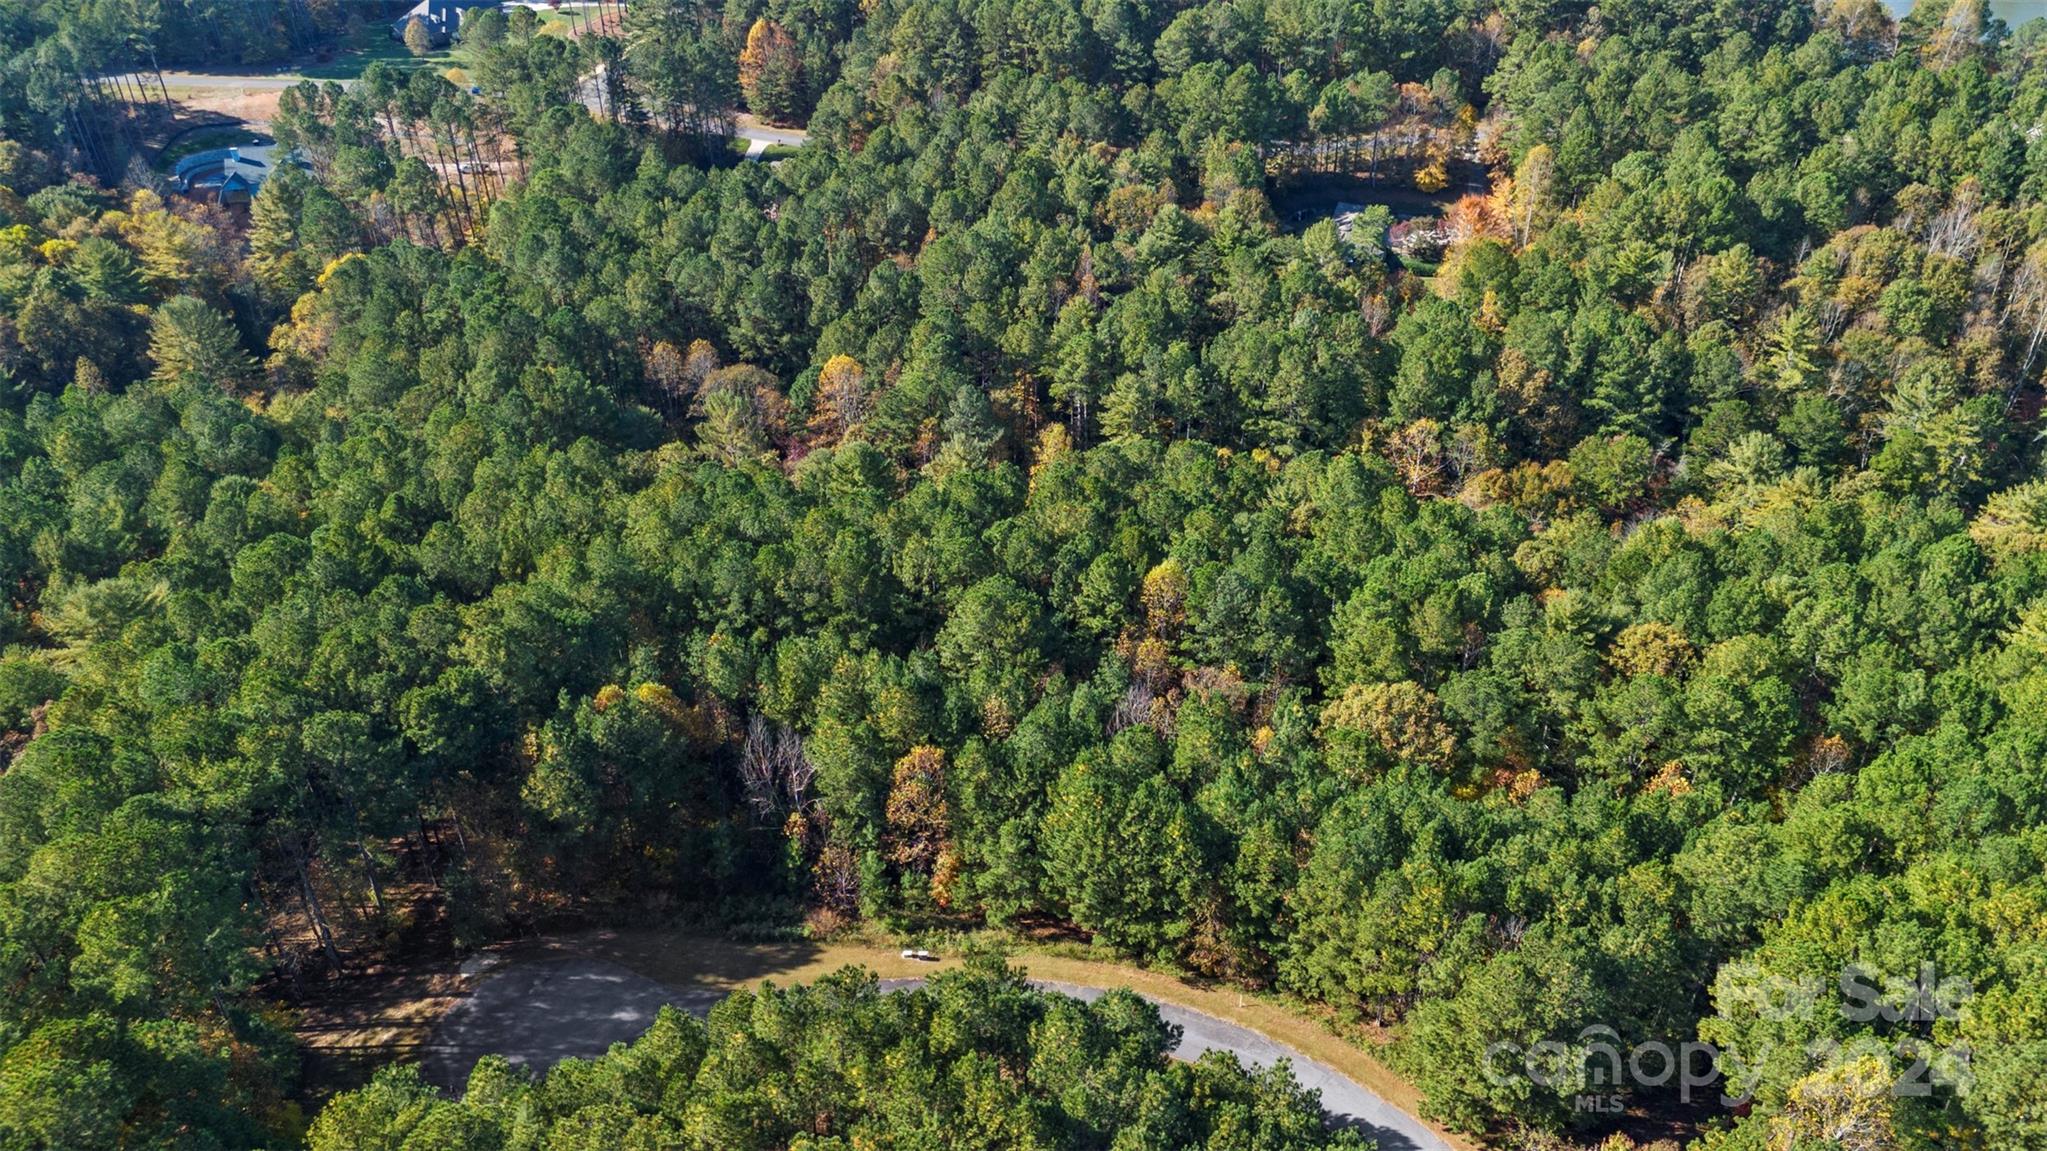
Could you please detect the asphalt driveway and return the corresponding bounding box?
[425,957,1452,1151]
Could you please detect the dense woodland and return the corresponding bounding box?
[5,0,2047,1148]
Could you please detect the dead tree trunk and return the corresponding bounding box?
[289,839,344,974]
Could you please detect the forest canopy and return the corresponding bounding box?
[4,0,2047,1149]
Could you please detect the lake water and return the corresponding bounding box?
[1884,0,2047,23]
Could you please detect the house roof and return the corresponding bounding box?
[393,0,495,34]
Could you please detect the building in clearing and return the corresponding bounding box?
[171,145,309,207]
[390,0,499,47]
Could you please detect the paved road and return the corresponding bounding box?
[732,113,809,148]
[426,957,1452,1151]
[131,71,307,91]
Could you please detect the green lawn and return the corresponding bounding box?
[297,12,577,85]
[1397,252,1442,276]
[299,26,423,82]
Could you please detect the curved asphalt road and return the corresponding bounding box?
[426,956,1452,1151]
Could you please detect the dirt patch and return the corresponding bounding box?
[410,932,947,1093]
[171,87,284,125]
[530,929,903,990]
[291,949,468,1102]
[268,833,470,1104]
[423,956,719,1089]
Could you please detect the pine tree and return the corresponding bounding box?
[247,177,309,302]
[67,238,145,305]
[939,383,1001,464]
[148,296,254,389]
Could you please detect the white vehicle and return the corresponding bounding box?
[899,948,939,962]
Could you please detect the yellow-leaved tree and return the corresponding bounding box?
[738,19,803,125]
